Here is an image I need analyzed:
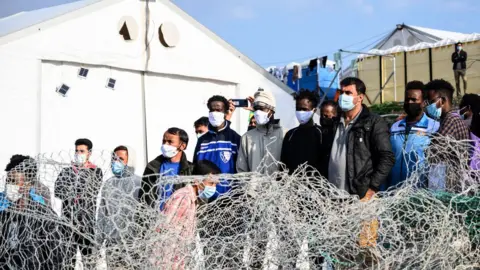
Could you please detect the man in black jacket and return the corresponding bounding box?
[55,138,103,269]
[329,77,395,200]
[452,42,468,97]
[140,127,193,210]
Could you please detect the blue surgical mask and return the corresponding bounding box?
[426,103,442,120]
[338,94,355,112]
[199,185,216,199]
[112,161,126,177]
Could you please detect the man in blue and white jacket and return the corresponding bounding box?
[193,95,241,197]
[383,81,439,191]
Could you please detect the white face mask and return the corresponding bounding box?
[6,184,22,202]
[296,110,314,124]
[254,110,270,125]
[197,132,207,139]
[74,153,87,165]
[162,144,179,159]
[208,112,225,127]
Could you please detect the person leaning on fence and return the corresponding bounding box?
[140,128,193,211]
[382,81,439,191]
[235,89,284,269]
[329,77,395,260]
[1,156,68,269]
[150,160,221,269]
[452,42,468,97]
[54,138,103,269]
[97,145,141,269]
[280,90,333,268]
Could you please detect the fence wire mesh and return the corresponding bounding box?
[0,136,479,269]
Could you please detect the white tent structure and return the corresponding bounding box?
[0,0,298,175]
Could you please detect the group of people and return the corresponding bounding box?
[0,76,478,269]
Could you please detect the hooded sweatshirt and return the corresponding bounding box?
[237,119,284,175]
[97,146,141,243]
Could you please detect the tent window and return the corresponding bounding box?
[56,84,70,96]
[78,68,89,78]
[106,78,116,90]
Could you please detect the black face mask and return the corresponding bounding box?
[248,126,256,131]
[320,117,334,126]
[404,103,423,118]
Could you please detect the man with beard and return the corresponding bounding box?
[383,81,439,191]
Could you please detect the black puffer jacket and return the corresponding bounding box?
[338,105,395,198]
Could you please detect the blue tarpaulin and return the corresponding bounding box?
[285,64,339,100]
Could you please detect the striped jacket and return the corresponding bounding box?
[193,121,241,196]
[382,113,439,190]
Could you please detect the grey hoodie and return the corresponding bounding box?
[237,120,284,175]
[97,146,141,243]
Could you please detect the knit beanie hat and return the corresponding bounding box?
[253,89,276,112]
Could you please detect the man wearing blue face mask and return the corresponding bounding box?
[424,79,470,141]
[424,80,470,191]
[329,77,395,201]
[98,145,141,269]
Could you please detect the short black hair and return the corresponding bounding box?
[294,89,320,108]
[166,127,189,147]
[460,94,480,111]
[194,117,209,128]
[207,95,229,113]
[424,79,454,102]
[321,100,338,111]
[405,80,426,100]
[340,77,366,95]
[113,145,128,153]
[5,155,38,182]
[192,160,221,175]
[75,138,93,151]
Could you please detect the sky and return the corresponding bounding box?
[1,0,479,67]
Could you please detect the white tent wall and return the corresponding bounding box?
[0,0,298,175]
[0,53,40,172]
[39,61,146,175]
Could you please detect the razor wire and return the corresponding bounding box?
[0,136,478,269]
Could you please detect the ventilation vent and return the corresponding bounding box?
[118,16,139,41]
[78,68,89,78]
[159,22,180,47]
[106,78,116,90]
[56,84,70,97]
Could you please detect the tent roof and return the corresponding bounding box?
[0,0,101,38]
[361,23,480,57]
[0,0,293,95]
